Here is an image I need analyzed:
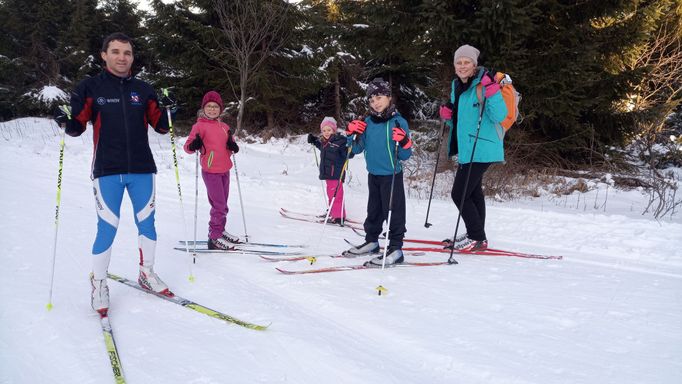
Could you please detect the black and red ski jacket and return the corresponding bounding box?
[65,70,170,179]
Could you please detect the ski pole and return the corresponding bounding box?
[424,119,447,228]
[192,152,199,261]
[163,88,195,281]
[447,97,487,265]
[311,135,356,255]
[312,146,328,210]
[375,122,402,296]
[320,150,351,225]
[326,142,352,219]
[47,112,68,311]
[231,153,249,242]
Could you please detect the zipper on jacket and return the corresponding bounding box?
[385,121,397,172]
[119,81,132,173]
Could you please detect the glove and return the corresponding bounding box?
[53,105,72,127]
[188,134,203,151]
[307,134,318,144]
[347,120,367,135]
[392,127,412,149]
[226,134,239,153]
[439,103,453,121]
[158,89,177,109]
[481,74,501,98]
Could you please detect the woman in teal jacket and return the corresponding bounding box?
[439,44,508,252]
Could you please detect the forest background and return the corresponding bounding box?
[1,0,681,200]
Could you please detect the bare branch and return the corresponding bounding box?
[210,0,294,133]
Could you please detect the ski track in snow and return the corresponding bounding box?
[1,118,681,384]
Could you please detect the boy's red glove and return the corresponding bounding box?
[347,120,367,134]
[392,127,412,149]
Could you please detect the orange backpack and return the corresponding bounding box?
[476,70,522,138]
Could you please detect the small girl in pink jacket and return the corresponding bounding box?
[184,91,240,250]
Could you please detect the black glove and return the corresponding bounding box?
[158,89,177,109]
[188,134,203,151]
[307,133,319,145]
[226,134,239,153]
[53,105,72,126]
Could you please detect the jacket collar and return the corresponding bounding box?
[103,68,134,82]
[197,116,220,123]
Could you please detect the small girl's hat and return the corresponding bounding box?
[201,91,224,111]
[320,116,337,132]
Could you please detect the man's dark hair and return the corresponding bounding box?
[101,32,134,53]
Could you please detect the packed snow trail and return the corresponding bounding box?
[1,118,681,384]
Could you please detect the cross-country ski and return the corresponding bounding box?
[108,273,268,331]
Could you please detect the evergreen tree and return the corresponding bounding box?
[299,0,365,125]
[146,0,228,122]
[100,0,150,76]
[0,0,70,117]
[56,0,103,84]
[335,0,436,120]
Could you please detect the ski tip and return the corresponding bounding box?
[46,302,53,311]
[188,274,196,283]
[252,322,272,331]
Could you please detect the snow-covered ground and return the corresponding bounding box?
[1,117,681,384]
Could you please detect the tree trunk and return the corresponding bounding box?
[437,128,454,173]
[237,78,247,135]
[266,109,275,130]
[334,70,341,124]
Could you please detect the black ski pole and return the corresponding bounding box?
[447,97,487,265]
[322,117,365,227]
[424,119,447,228]
[374,120,403,296]
[320,143,353,226]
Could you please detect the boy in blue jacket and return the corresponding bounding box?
[343,78,413,266]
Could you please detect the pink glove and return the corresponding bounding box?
[392,127,412,149]
[439,104,453,120]
[347,120,367,134]
[481,74,501,98]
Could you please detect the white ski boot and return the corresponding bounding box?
[90,273,110,314]
[138,265,171,296]
[342,241,380,257]
[221,231,241,244]
[365,247,404,267]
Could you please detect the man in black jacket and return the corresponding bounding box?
[55,32,174,314]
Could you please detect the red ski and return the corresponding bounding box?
[349,228,563,260]
[276,261,450,275]
[401,247,563,260]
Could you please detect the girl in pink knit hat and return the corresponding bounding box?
[184,91,241,249]
[307,116,353,225]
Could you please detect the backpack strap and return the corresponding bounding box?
[475,68,507,140]
[475,67,495,106]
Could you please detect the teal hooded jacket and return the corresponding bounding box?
[446,68,508,164]
[350,112,412,176]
